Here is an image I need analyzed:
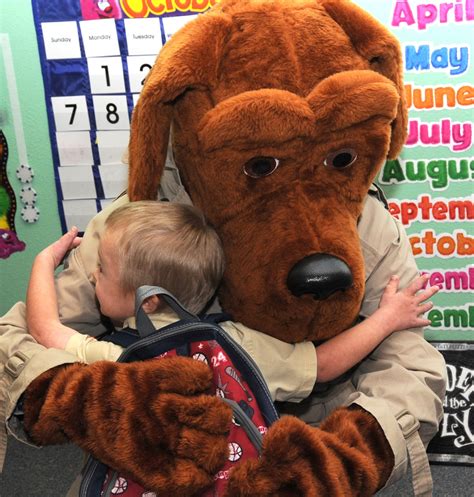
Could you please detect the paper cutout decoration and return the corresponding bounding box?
[0,130,26,258]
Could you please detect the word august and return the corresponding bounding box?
[380,157,473,189]
[392,0,474,30]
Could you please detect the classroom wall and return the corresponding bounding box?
[0,0,63,313]
[0,0,473,343]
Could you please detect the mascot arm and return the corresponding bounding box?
[23,358,231,496]
[226,407,393,496]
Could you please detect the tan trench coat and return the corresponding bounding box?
[0,165,446,494]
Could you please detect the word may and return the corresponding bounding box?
[380,157,474,190]
[421,266,474,292]
[389,195,473,226]
[405,84,473,110]
[121,0,218,18]
[392,0,474,30]
[409,229,473,257]
[428,304,474,329]
[405,44,469,75]
[406,119,472,152]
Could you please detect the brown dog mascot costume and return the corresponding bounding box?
[19,0,442,496]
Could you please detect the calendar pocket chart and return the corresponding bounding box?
[32,0,206,231]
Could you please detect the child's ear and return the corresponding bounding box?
[141,295,161,314]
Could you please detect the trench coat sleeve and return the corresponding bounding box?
[351,194,447,486]
[0,302,77,446]
[55,194,129,336]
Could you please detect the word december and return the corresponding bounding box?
[380,157,473,189]
[392,0,474,30]
[389,195,473,226]
[428,304,474,329]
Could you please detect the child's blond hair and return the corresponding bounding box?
[104,201,224,314]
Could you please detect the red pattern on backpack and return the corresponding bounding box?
[100,340,269,497]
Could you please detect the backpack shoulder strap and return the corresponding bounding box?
[368,183,389,210]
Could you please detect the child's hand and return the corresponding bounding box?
[39,227,82,268]
[378,274,439,332]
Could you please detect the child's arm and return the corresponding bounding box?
[26,228,82,348]
[316,274,438,383]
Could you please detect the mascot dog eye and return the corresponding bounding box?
[324,148,358,169]
[243,156,280,178]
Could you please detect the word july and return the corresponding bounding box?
[392,0,474,30]
[406,119,472,152]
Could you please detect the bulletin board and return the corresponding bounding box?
[31,0,211,232]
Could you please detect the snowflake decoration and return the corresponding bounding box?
[21,205,40,223]
[16,164,34,183]
[20,186,37,206]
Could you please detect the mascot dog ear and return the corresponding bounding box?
[319,0,407,158]
[128,13,230,201]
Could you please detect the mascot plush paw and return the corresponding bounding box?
[24,358,232,495]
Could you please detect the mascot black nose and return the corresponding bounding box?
[287,254,353,300]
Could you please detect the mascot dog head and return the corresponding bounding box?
[128,0,407,342]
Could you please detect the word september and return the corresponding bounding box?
[389,195,473,226]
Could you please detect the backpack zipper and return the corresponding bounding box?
[102,470,119,497]
[222,398,264,452]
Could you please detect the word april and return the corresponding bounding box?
[392,0,474,30]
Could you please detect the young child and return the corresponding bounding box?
[26,201,439,394]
